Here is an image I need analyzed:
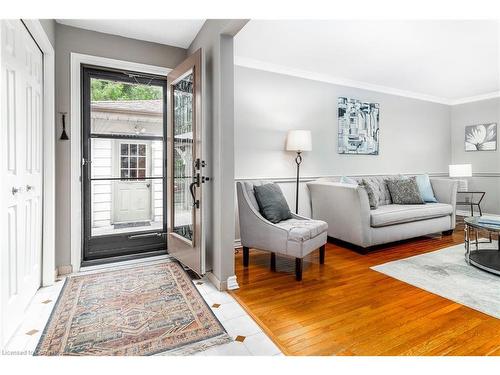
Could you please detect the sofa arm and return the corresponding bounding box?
[430,178,458,206]
[430,178,458,228]
[306,181,372,247]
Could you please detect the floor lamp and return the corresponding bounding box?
[286,130,312,214]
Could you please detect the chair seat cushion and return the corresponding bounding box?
[276,219,328,242]
[370,203,453,227]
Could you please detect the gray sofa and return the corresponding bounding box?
[236,181,328,280]
[307,176,458,249]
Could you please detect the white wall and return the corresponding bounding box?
[234,66,452,229]
[451,98,500,214]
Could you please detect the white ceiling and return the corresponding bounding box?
[234,20,500,104]
[56,19,205,49]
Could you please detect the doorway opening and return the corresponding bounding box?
[81,66,168,265]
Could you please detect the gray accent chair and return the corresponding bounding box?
[236,181,328,281]
[307,176,458,250]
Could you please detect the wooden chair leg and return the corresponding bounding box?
[270,252,276,271]
[243,246,249,267]
[319,245,325,265]
[295,258,303,281]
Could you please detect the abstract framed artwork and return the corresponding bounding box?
[338,97,380,155]
[465,123,497,151]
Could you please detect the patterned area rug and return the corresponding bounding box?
[372,242,500,318]
[34,261,231,355]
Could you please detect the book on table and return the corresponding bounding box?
[478,215,500,225]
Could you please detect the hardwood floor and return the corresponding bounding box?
[230,223,500,356]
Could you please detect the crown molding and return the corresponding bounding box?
[235,56,499,107]
[450,91,500,106]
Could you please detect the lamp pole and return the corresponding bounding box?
[294,151,302,214]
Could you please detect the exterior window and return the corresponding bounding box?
[120,143,147,179]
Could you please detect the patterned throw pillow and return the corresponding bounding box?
[385,177,425,205]
[360,179,379,209]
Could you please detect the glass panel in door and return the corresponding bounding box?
[82,67,168,265]
[172,73,194,242]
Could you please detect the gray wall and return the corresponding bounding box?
[234,66,453,240]
[235,66,451,180]
[451,98,500,214]
[39,19,56,48]
[54,23,187,267]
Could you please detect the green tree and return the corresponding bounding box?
[91,79,162,101]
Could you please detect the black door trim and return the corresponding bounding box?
[81,65,168,266]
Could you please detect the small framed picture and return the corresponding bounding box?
[465,123,497,151]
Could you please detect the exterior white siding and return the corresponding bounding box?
[152,140,164,223]
[91,139,164,229]
[91,139,112,228]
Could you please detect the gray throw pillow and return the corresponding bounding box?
[253,183,292,223]
[360,179,379,209]
[385,177,425,205]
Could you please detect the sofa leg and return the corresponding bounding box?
[319,245,325,265]
[295,258,303,281]
[442,230,454,236]
[270,252,276,271]
[243,246,249,267]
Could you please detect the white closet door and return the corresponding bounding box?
[0,20,43,347]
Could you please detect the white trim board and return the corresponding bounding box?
[23,20,56,287]
[234,56,500,106]
[70,53,171,273]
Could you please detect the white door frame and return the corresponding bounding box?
[22,20,56,287]
[70,53,170,272]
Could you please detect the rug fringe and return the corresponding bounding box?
[157,333,233,356]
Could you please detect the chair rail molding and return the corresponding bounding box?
[69,53,171,272]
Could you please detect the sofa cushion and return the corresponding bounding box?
[276,218,328,242]
[360,179,379,209]
[352,175,399,206]
[386,177,425,205]
[340,176,358,185]
[414,174,438,203]
[370,203,453,227]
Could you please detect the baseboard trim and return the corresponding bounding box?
[57,264,73,276]
[227,275,240,290]
[206,272,226,291]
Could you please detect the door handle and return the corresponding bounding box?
[26,185,34,191]
[189,174,200,208]
[12,186,23,195]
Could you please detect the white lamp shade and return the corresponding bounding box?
[449,164,472,177]
[286,130,312,152]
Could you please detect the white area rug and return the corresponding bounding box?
[371,242,500,319]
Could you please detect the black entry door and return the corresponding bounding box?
[81,66,168,266]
